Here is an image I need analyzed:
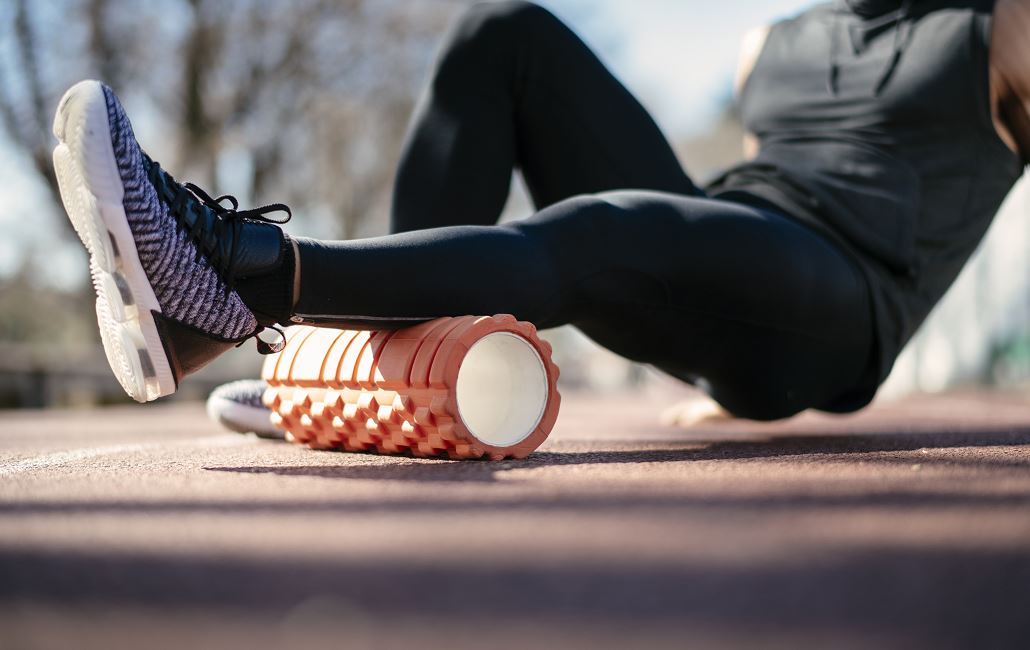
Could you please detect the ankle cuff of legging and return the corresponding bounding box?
[234,233,296,326]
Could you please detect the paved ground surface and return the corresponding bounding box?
[2,388,1030,649]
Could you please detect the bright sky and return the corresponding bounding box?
[0,0,815,289]
[540,0,814,135]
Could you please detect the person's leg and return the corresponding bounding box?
[293,191,873,419]
[391,1,698,233]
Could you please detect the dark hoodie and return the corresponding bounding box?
[705,0,1027,407]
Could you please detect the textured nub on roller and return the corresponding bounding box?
[261,314,561,460]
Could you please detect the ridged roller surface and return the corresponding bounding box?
[262,315,561,460]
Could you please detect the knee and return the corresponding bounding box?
[439,1,562,65]
[708,385,799,422]
[456,1,557,39]
[520,194,627,252]
[709,372,812,422]
[535,191,687,249]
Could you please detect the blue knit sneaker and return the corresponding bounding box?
[52,80,294,402]
[206,379,282,439]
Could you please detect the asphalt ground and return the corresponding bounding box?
[2,388,1030,649]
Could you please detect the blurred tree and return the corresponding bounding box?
[0,0,463,239]
[0,0,467,402]
[0,260,94,345]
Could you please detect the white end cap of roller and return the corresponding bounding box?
[455,332,548,448]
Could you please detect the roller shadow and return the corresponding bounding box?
[203,425,1030,483]
[3,427,1028,517]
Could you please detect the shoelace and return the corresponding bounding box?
[143,153,292,354]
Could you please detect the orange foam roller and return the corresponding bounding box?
[261,314,561,460]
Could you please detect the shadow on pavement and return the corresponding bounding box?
[3,427,1029,514]
[197,426,1030,483]
[1,545,1029,646]
[3,489,1030,516]
[5,424,1030,645]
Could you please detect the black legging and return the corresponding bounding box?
[292,1,874,420]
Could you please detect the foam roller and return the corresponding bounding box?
[261,314,561,460]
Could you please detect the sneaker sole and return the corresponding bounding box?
[52,80,176,402]
[262,315,561,460]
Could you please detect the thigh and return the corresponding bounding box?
[517,190,873,418]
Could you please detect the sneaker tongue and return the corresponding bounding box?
[230,227,295,326]
[221,220,288,277]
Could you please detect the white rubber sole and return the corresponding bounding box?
[205,395,283,439]
[52,80,176,402]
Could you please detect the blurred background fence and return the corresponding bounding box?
[0,0,1027,408]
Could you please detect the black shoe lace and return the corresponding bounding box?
[142,153,292,354]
